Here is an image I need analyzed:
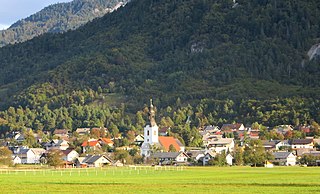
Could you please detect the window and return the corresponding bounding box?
[147,130,150,136]
[154,130,157,135]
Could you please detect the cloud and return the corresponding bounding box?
[0,24,9,30]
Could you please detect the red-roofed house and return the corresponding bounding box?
[158,136,185,152]
[221,123,245,132]
[81,139,101,153]
[99,138,114,147]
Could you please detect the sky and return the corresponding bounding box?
[0,0,72,30]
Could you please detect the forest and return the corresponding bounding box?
[0,0,320,140]
[0,0,129,47]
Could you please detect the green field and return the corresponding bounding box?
[0,166,319,193]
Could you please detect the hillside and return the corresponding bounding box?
[0,0,129,47]
[0,0,320,132]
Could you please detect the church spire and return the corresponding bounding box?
[149,99,156,127]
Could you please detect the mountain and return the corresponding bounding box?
[0,0,320,121]
[0,0,129,47]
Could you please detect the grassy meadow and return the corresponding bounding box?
[0,166,319,193]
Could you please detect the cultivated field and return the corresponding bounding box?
[0,166,319,193]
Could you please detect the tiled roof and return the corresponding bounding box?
[152,152,182,159]
[81,140,100,147]
[53,129,69,135]
[273,152,293,159]
[158,136,182,152]
[61,149,76,156]
[100,138,114,144]
[290,139,313,145]
[221,123,243,131]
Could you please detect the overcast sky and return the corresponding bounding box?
[0,0,72,30]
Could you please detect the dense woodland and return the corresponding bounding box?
[0,0,129,47]
[0,0,320,142]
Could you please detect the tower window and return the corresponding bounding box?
[147,130,150,136]
[154,131,157,135]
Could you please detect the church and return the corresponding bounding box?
[140,99,185,157]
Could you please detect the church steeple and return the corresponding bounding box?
[148,99,157,127]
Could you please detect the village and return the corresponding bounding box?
[1,100,320,168]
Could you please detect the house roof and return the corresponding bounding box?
[53,129,69,135]
[187,150,205,158]
[158,136,183,152]
[262,140,281,148]
[208,138,234,145]
[100,138,114,145]
[76,128,90,133]
[159,127,170,133]
[290,139,313,145]
[81,140,100,147]
[61,149,77,156]
[29,148,46,155]
[152,152,188,159]
[83,155,112,164]
[221,123,243,131]
[273,152,294,159]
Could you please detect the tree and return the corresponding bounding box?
[233,144,244,166]
[47,149,63,168]
[243,139,266,167]
[168,144,177,152]
[0,147,13,166]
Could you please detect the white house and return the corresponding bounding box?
[273,152,296,166]
[207,138,234,154]
[81,155,113,167]
[62,149,79,162]
[16,148,46,164]
[290,139,313,149]
[226,154,233,166]
[152,152,189,165]
[12,155,21,164]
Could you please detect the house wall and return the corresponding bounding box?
[286,155,296,166]
[291,144,313,149]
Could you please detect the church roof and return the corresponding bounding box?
[158,136,183,152]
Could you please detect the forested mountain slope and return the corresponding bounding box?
[0,0,129,47]
[0,0,320,132]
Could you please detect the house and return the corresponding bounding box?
[53,129,69,139]
[16,148,46,164]
[62,149,79,162]
[134,134,144,146]
[187,150,205,163]
[45,139,69,150]
[207,138,234,154]
[273,152,296,166]
[290,139,314,149]
[201,151,233,166]
[203,125,220,133]
[202,151,216,166]
[262,140,281,151]
[12,155,21,164]
[274,125,294,134]
[81,139,101,153]
[152,152,189,165]
[99,138,114,147]
[248,129,260,139]
[158,136,185,152]
[75,128,90,136]
[159,127,170,136]
[221,123,245,132]
[81,155,113,167]
[226,154,233,166]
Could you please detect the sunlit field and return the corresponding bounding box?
[0,166,319,193]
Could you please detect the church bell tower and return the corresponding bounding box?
[141,99,159,157]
